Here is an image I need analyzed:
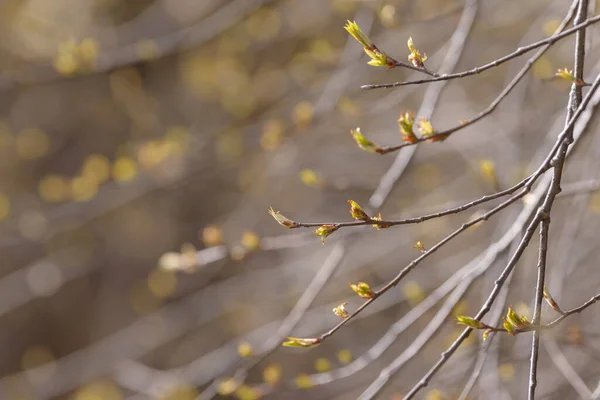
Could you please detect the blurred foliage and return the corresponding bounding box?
[0,0,599,399]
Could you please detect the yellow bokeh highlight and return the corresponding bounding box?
[241,231,261,251]
[71,176,99,202]
[147,268,177,298]
[112,157,138,183]
[202,225,224,247]
[234,385,262,400]
[72,379,122,400]
[295,373,313,389]
[426,389,447,400]
[78,38,100,64]
[39,175,69,202]
[0,193,10,221]
[54,37,100,76]
[292,101,314,127]
[337,348,353,364]
[54,51,79,76]
[260,119,285,151]
[315,357,331,372]
[379,4,398,28]
[299,169,323,188]
[16,128,50,160]
[137,140,171,169]
[218,378,239,396]
[237,342,254,358]
[402,281,426,305]
[262,364,282,386]
[82,154,111,185]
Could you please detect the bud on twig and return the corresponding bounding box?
[556,67,586,86]
[371,213,391,229]
[543,285,564,314]
[350,128,382,153]
[350,281,375,299]
[456,315,487,329]
[332,302,350,319]
[414,241,426,253]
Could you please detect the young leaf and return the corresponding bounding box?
[268,207,298,228]
[332,302,350,319]
[348,200,370,221]
[314,224,339,244]
[456,315,485,329]
[282,337,321,348]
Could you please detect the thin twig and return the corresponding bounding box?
[529,214,550,399]
[402,72,600,399]
[197,243,346,400]
[530,1,588,398]
[361,12,600,90]
[375,0,580,153]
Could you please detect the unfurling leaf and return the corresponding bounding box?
[268,207,298,228]
[282,337,321,348]
[350,281,375,299]
[556,67,585,86]
[407,37,428,68]
[344,20,374,48]
[503,317,516,335]
[456,315,486,329]
[398,111,418,143]
[414,241,426,253]
[350,128,382,153]
[348,200,370,221]
[332,302,350,319]
[418,117,447,142]
[371,213,391,229]
[314,224,339,244]
[507,306,530,329]
[364,47,394,68]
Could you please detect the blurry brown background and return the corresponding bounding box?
[0,0,600,399]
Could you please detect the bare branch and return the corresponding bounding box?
[362,12,600,90]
